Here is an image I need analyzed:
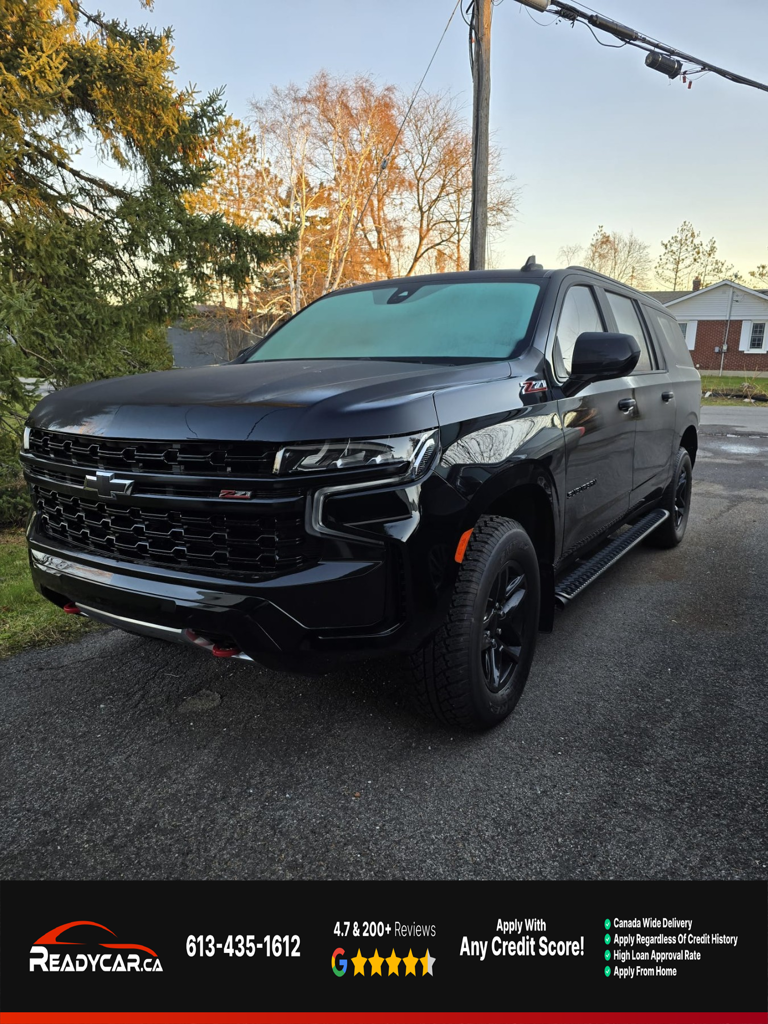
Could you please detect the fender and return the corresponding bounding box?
[438,409,567,560]
[435,460,562,635]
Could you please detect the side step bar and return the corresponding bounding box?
[555,508,670,605]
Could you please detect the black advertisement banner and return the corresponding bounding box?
[0,880,766,1022]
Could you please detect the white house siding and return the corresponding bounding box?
[668,284,768,321]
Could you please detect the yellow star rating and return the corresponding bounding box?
[403,949,418,976]
[339,947,433,978]
[385,948,402,976]
[420,948,436,976]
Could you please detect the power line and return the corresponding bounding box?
[523,1,768,93]
[351,0,463,237]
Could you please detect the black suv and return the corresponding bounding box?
[22,265,699,729]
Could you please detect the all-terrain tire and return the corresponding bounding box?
[645,447,693,549]
[410,515,540,731]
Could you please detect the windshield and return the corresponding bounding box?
[247,281,542,363]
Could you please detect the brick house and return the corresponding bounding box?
[645,280,768,374]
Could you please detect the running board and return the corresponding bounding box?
[555,508,670,605]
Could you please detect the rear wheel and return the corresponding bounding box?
[410,515,540,730]
[645,447,692,549]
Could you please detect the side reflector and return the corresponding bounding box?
[454,529,473,563]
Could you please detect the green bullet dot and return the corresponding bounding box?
[605,950,611,961]
[604,918,611,929]
[605,966,611,977]
[604,933,611,945]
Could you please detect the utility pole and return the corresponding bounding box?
[469,0,492,271]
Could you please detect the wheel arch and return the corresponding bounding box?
[464,463,559,632]
[680,424,698,467]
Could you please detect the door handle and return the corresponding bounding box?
[618,398,636,412]
[662,391,675,402]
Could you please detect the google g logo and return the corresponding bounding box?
[331,947,347,976]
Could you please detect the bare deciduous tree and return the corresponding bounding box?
[189,74,519,325]
[582,225,652,288]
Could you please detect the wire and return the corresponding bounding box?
[538,0,768,94]
[585,22,627,48]
[523,6,559,27]
[465,0,476,74]
[351,0,463,238]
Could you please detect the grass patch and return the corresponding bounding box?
[700,374,768,399]
[700,396,754,406]
[0,529,101,657]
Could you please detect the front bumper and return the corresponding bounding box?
[28,528,406,668]
[26,473,466,670]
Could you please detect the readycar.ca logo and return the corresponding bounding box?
[30,920,163,973]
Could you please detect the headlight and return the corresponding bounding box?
[273,430,439,480]
[22,426,31,450]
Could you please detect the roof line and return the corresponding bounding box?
[665,279,768,306]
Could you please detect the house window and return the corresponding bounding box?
[750,323,766,350]
[679,322,687,341]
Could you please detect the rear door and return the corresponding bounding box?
[552,281,636,555]
[603,291,676,504]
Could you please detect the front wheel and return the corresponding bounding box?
[410,515,540,730]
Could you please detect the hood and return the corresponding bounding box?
[29,358,518,442]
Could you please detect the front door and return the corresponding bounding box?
[553,284,636,555]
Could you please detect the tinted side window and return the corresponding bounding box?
[605,293,654,372]
[555,285,604,375]
[645,308,695,369]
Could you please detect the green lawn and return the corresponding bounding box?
[699,373,768,407]
[0,529,100,657]
[700,373,768,394]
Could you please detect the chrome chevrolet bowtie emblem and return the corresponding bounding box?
[83,471,134,498]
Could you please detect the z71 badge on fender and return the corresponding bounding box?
[520,380,548,394]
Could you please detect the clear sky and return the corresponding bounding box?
[106,0,768,278]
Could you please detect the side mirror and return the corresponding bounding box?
[569,332,640,384]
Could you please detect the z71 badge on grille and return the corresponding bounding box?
[219,489,252,499]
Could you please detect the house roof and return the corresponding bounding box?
[644,290,695,304]
[660,280,768,307]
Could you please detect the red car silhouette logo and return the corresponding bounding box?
[30,921,162,972]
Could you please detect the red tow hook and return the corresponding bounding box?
[211,643,241,658]
[63,602,81,615]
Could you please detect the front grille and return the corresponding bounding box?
[34,486,316,576]
[28,429,280,477]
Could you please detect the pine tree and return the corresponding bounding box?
[0,0,291,521]
[655,221,701,290]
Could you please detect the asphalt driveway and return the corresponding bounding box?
[1,415,766,880]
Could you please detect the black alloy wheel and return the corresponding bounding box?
[481,563,528,694]
[674,462,690,529]
[646,447,693,549]
[411,515,540,730]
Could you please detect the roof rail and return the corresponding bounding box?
[565,265,647,292]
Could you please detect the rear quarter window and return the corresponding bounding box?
[644,307,695,369]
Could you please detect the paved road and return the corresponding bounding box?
[700,405,768,432]
[1,419,767,881]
